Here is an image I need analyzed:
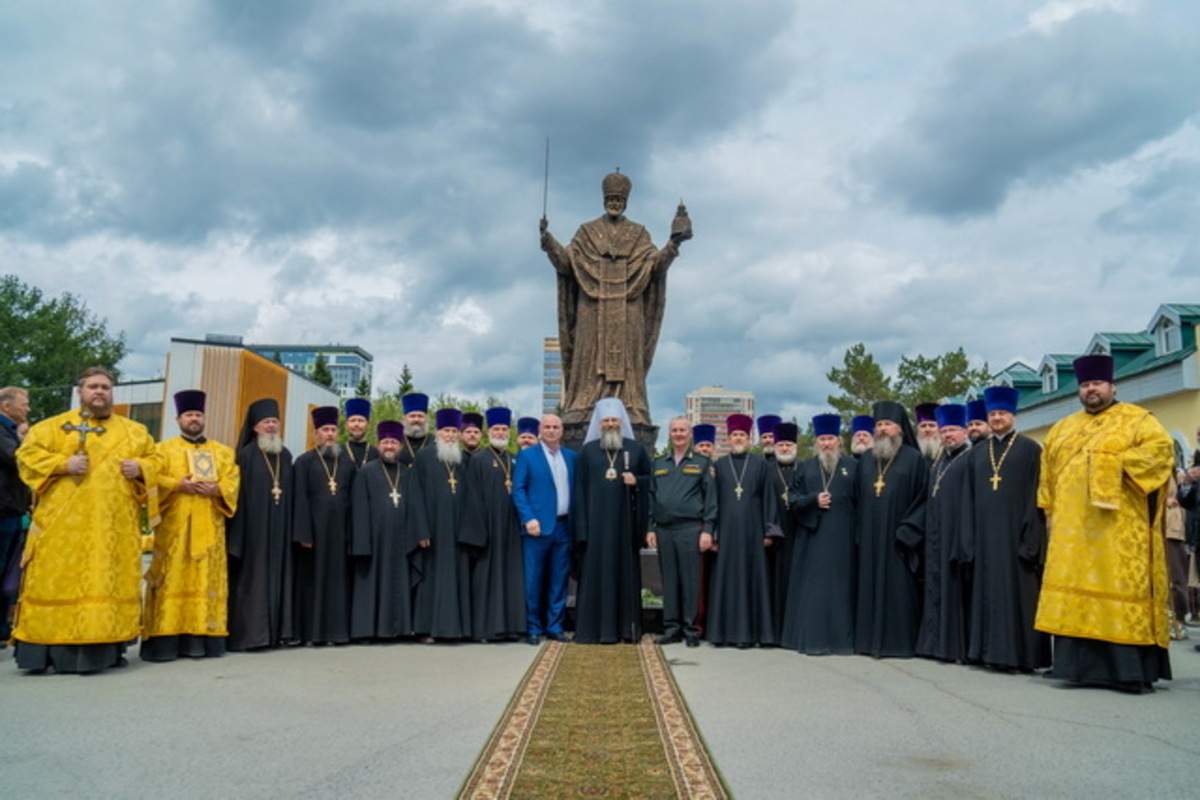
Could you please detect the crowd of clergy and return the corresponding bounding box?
[2,353,1190,693]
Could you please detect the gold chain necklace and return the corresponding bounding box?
[261,448,283,505]
[604,448,620,480]
[344,441,368,469]
[775,462,791,503]
[729,455,750,500]
[380,460,401,508]
[317,449,340,495]
[490,447,513,494]
[819,459,836,494]
[988,433,1017,491]
[930,450,955,497]
[445,462,459,494]
[873,451,898,498]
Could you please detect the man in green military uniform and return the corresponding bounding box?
[646,416,717,647]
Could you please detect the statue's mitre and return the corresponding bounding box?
[602,172,632,198]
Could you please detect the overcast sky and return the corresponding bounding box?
[4,0,1199,425]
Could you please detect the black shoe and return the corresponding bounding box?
[685,635,700,648]
[656,632,683,645]
[527,634,543,646]
[545,632,569,643]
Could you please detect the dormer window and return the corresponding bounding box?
[1156,317,1180,356]
[1041,365,1057,393]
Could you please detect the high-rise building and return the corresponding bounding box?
[543,337,563,415]
[685,385,755,456]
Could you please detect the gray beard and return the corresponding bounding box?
[873,434,901,461]
[489,434,510,450]
[600,430,623,451]
[730,443,748,455]
[257,433,283,454]
[919,437,942,460]
[762,444,775,456]
[775,450,796,466]
[318,444,338,459]
[436,440,462,466]
[851,440,872,455]
[406,422,427,439]
[818,451,839,473]
[380,451,400,464]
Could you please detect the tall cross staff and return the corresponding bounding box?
[61,410,106,455]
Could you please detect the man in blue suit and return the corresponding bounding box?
[512,413,575,645]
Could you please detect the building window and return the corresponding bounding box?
[1041,366,1057,394]
[1156,318,1180,356]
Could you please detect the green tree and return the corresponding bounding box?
[311,353,335,389]
[394,363,415,399]
[272,350,283,364]
[355,375,372,398]
[894,348,991,409]
[0,274,127,419]
[825,342,893,420]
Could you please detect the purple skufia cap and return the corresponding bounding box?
[345,398,371,419]
[913,402,939,423]
[851,415,874,434]
[692,424,716,444]
[435,407,462,431]
[774,422,799,443]
[756,414,782,437]
[517,416,539,436]
[174,389,205,416]
[983,386,1019,414]
[935,404,967,428]
[376,420,404,442]
[461,412,484,431]
[311,406,339,429]
[401,393,429,414]
[485,407,512,428]
[811,414,841,438]
[966,399,987,422]
[1073,354,1114,385]
[727,414,753,435]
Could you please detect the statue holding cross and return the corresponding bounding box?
[540,170,692,439]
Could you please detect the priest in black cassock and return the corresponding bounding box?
[293,406,356,645]
[350,420,416,641]
[460,407,526,641]
[915,404,972,663]
[411,407,470,642]
[766,421,801,640]
[782,413,857,655]
[966,399,990,444]
[342,397,379,470]
[399,393,433,467]
[850,415,874,458]
[227,397,294,651]
[460,412,485,460]
[854,400,928,658]
[961,386,1050,672]
[573,398,651,644]
[914,402,942,462]
[708,413,781,648]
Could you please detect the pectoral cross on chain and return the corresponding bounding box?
[61,414,106,455]
[990,474,1002,491]
[389,488,401,508]
[873,476,886,497]
[448,473,458,494]
[328,477,339,495]
[271,485,283,504]
[734,486,743,500]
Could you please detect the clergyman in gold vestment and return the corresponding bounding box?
[1036,354,1174,692]
[13,367,161,673]
[141,390,240,662]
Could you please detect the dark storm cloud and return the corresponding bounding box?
[858,10,1200,217]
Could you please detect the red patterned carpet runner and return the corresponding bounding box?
[459,636,727,799]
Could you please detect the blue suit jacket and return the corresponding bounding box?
[512,443,576,537]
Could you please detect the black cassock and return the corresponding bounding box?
[350,458,417,640]
[916,444,971,662]
[460,447,526,640]
[854,445,928,658]
[961,433,1051,670]
[573,438,651,644]
[709,453,781,647]
[410,446,469,639]
[343,439,379,471]
[782,454,857,655]
[766,458,799,640]
[227,444,295,651]
[292,449,356,645]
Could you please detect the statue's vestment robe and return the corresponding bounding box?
[142,436,239,658]
[1036,403,1174,652]
[14,409,160,670]
[546,215,677,426]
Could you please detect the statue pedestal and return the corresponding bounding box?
[562,420,659,454]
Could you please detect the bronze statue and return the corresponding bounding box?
[540,172,692,428]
